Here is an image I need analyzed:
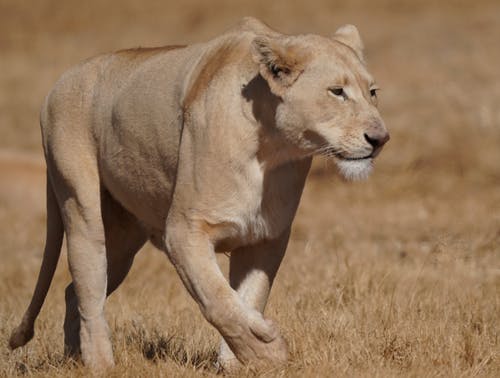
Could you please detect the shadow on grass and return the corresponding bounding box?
[13,354,79,376]
[10,323,219,375]
[121,322,219,373]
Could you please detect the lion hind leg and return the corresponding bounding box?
[41,145,116,371]
[9,173,64,350]
[64,191,147,357]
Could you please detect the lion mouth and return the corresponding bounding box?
[338,154,373,161]
[317,146,373,161]
[333,151,374,161]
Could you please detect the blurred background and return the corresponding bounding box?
[1,0,499,376]
[2,0,498,260]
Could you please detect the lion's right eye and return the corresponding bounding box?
[328,87,347,101]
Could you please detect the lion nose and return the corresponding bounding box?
[364,131,390,155]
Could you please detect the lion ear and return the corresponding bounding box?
[251,36,306,97]
[333,24,364,62]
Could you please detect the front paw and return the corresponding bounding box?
[221,311,288,370]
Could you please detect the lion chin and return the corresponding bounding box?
[336,158,373,181]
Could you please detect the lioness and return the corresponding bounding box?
[9,17,388,370]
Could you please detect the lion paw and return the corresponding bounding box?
[220,312,288,369]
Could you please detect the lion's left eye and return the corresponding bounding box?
[370,85,380,98]
[328,87,347,101]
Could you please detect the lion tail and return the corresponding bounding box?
[9,172,64,349]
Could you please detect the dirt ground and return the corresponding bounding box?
[0,0,499,376]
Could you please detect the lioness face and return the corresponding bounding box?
[253,26,389,180]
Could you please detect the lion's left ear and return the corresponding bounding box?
[333,24,364,62]
[251,36,307,97]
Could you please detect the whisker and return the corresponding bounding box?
[312,144,344,160]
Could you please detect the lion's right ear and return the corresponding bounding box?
[251,36,306,97]
[333,24,364,62]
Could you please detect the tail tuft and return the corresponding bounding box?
[9,319,34,349]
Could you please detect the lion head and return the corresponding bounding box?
[252,24,389,180]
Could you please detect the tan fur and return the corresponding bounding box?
[115,45,187,61]
[182,40,246,109]
[9,17,388,371]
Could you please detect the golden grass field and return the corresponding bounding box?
[1,0,499,376]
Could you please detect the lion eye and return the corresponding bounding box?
[370,88,378,97]
[328,87,347,100]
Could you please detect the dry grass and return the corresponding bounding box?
[1,0,499,376]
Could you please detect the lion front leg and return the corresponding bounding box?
[164,219,288,371]
[217,229,291,370]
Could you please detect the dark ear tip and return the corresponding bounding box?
[253,36,268,44]
[251,36,275,65]
[252,36,271,52]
